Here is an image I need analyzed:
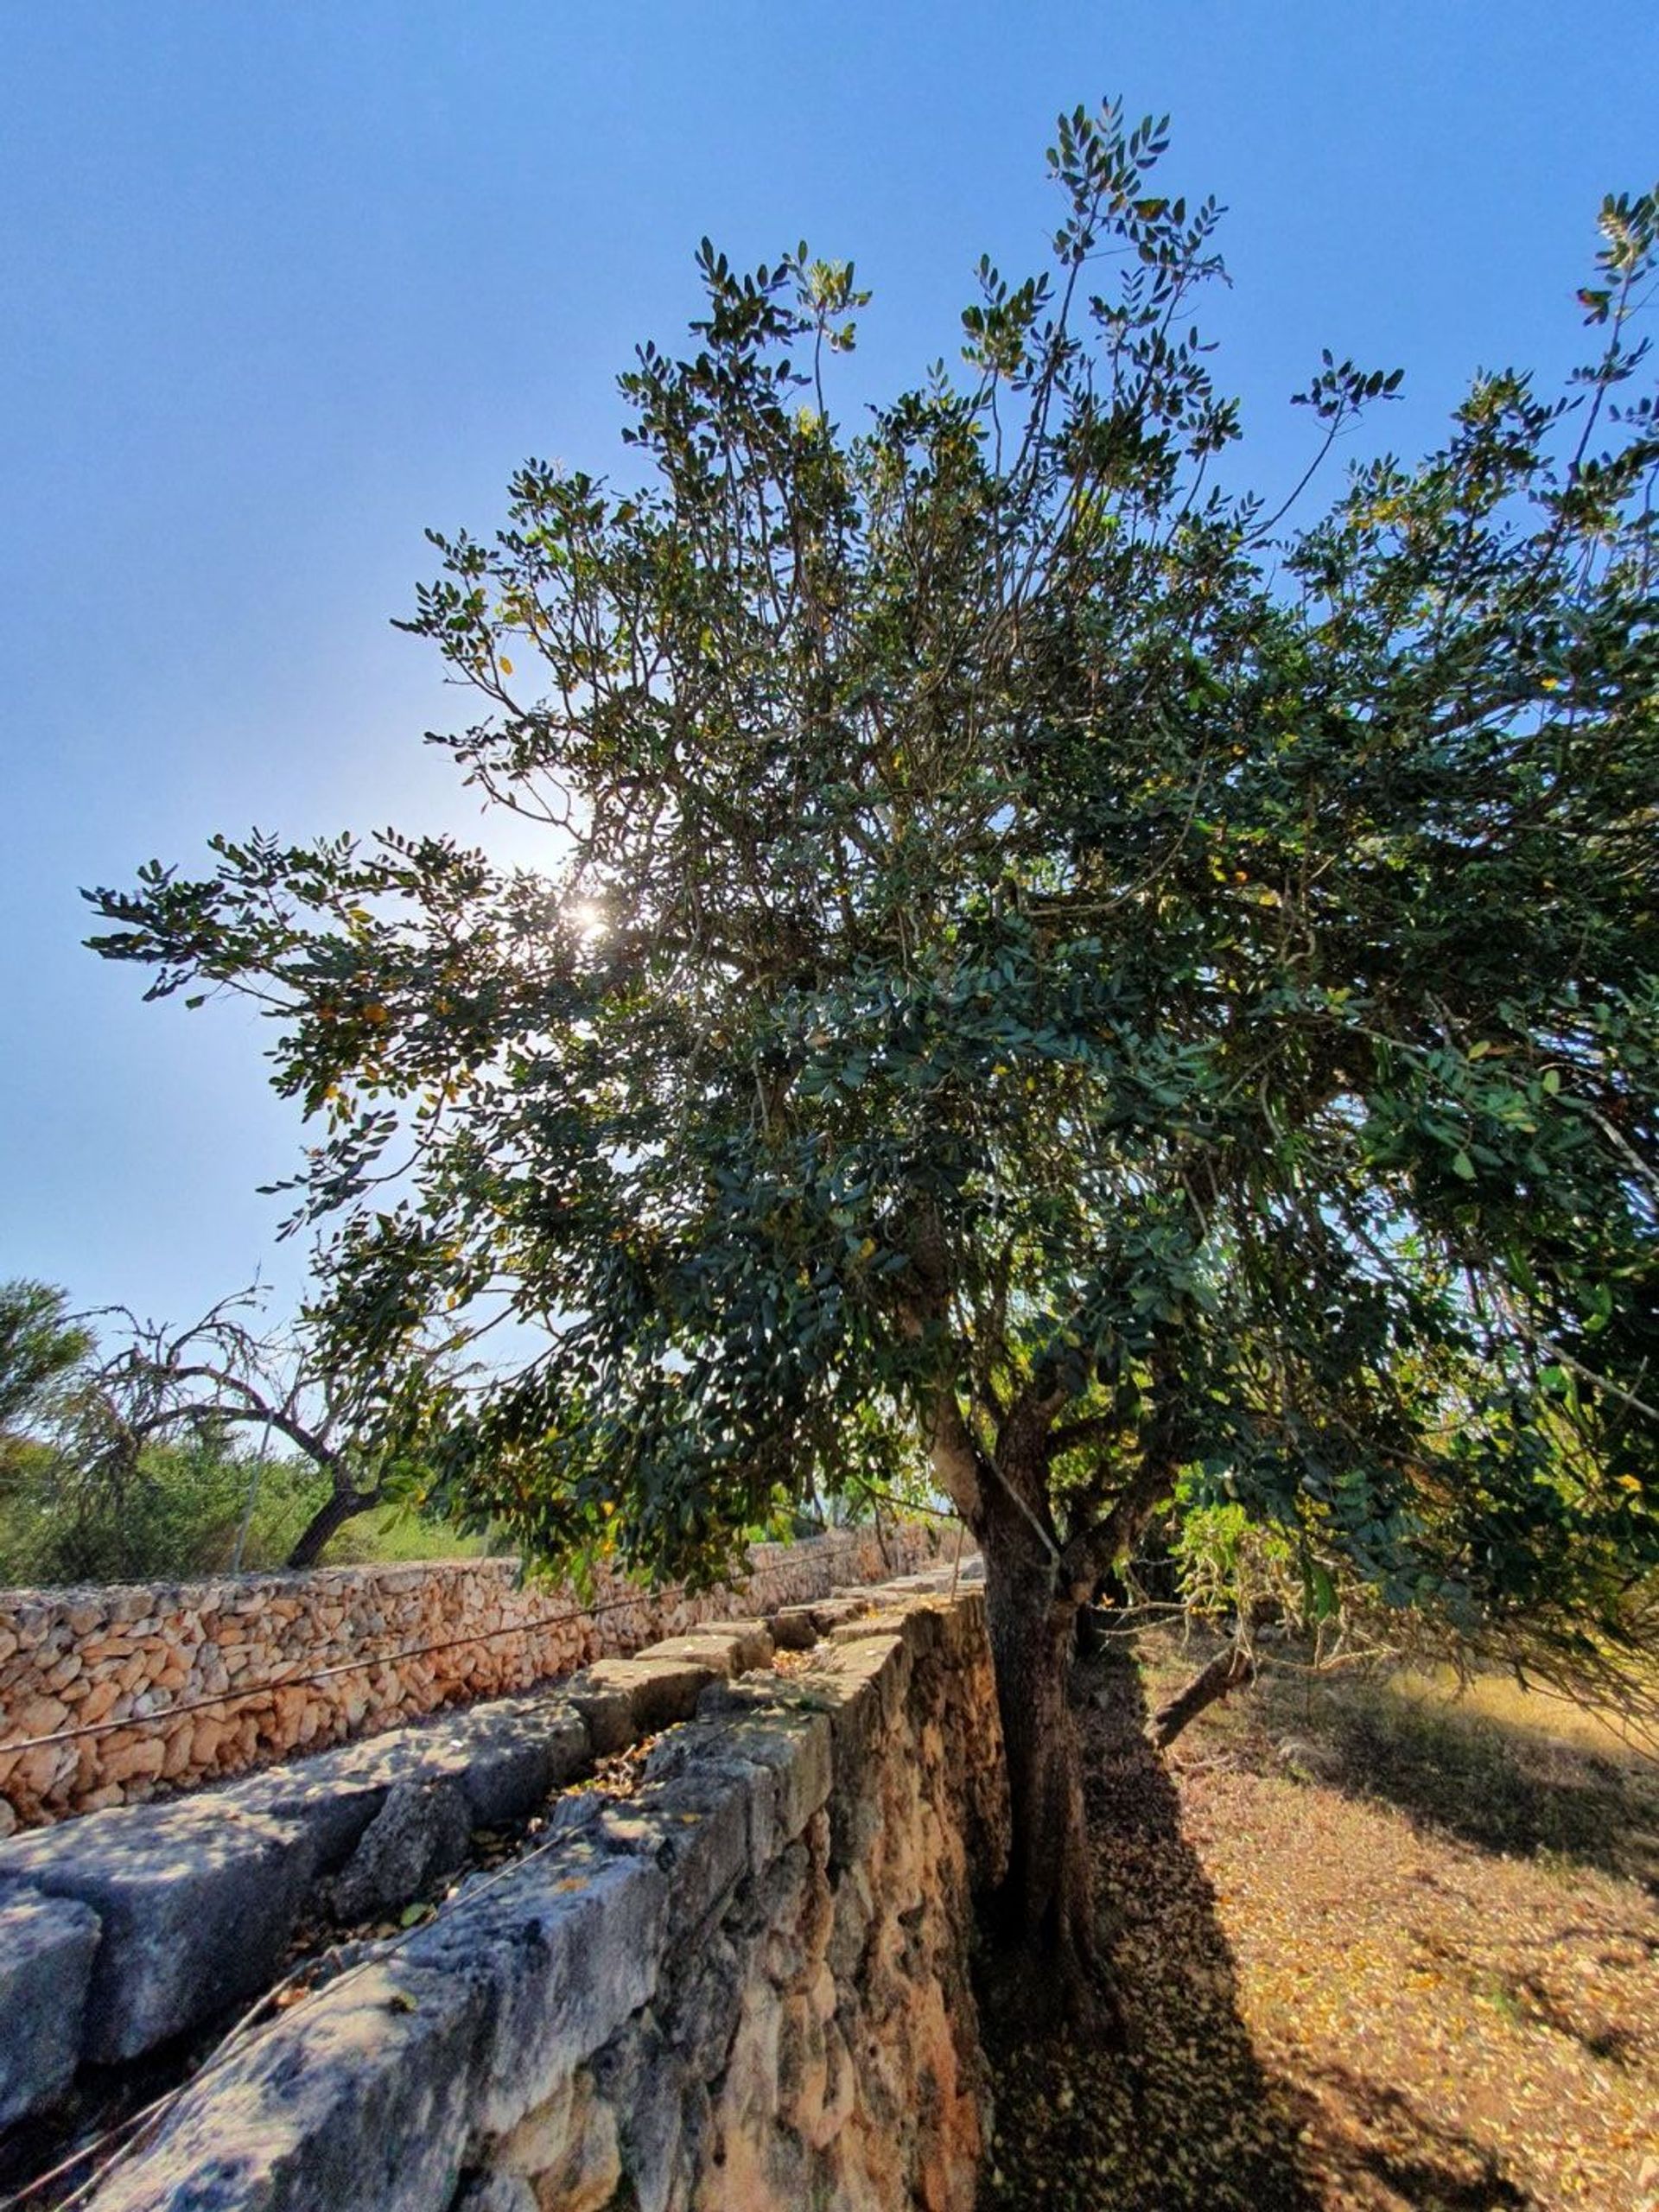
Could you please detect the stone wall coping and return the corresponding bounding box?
[0,1554,982,2144]
[75,1574,998,2212]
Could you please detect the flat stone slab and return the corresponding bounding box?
[790,1593,878,1636]
[578,1654,721,1733]
[639,1624,774,1679]
[0,1798,316,2063]
[694,1696,834,1843]
[765,1605,822,1651]
[828,1606,912,1644]
[402,1834,669,2135]
[680,1619,776,1671]
[91,1958,486,2212]
[560,1671,637,1757]
[226,1695,591,1869]
[0,1886,100,2125]
[223,1757,393,1873]
[594,1764,755,1929]
[331,1697,591,1827]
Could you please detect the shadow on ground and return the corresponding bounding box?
[1278,2063,1535,2210]
[976,1650,1315,2211]
[1252,1668,1659,1894]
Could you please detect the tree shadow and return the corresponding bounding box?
[1255,1671,1659,1894]
[976,1650,1317,2211]
[1279,2062,1535,2210]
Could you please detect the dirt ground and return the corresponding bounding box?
[979,1633,1659,2212]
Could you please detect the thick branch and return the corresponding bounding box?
[926,1388,986,1525]
[118,1375,338,1473]
[1148,1643,1256,1749]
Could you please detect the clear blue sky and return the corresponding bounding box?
[3,1,1654,1332]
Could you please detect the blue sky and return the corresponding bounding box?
[3,1,1654,1333]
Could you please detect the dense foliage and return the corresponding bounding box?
[86,105,1658,1973]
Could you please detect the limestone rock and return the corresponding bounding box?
[765,1605,822,1651]
[327,1777,472,1922]
[595,1764,754,1929]
[89,1960,486,2212]
[579,1652,721,1732]
[453,2174,537,2212]
[0,1886,100,2124]
[0,1799,315,2063]
[692,1688,835,1842]
[559,1671,639,1757]
[401,1835,669,2137]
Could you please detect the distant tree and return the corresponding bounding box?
[86,1291,454,1567]
[87,105,1658,2014]
[0,1282,451,1577]
[0,1281,92,1465]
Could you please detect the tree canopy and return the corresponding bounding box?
[87,103,1659,1986]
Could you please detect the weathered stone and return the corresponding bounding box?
[588,2016,690,2212]
[401,1835,669,2135]
[90,1960,486,2212]
[645,1720,782,1866]
[595,1764,754,1929]
[808,1630,913,1738]
[578,1653,720,1732]
[411,1695,592,1823]
[764,1605,821,1651]
[0,1800,315,2063]
[798,1593,877,1634]
[453,2171,538,2212]
[228,1695,589,1875]
[0,1887,100,2125]
[219,1758,389,1873]
[692,1690,835,1842]
[653,1620,775,1673]
[69,1573,999,2212]
[559,1671,637,1757]
[494,2067,620,2212]
[639,1632,744,1680]
[827,1605,912,1645]
[327,1777,472,1922]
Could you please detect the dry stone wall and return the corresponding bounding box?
[76,1575,1007,2212]
[0,1525,948,1831]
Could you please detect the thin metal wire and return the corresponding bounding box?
[0,1535,877,1764]
[0,1525,942,2212]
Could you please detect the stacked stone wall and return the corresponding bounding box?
[0,1523,950,1829]
[74,1576,1007,2212]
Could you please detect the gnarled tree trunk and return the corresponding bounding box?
[978,1493,1105,2026]
[285,1477,381,1568]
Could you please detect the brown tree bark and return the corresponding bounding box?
[977,1482,1109,2029]
[284,1478,381,1568]
[1148,1643,1255,1748]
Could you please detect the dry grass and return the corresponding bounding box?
[1382,1662,1657,1766]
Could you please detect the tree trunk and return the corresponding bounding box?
[285,1480,378,1569]
[980,1514,1103,2025]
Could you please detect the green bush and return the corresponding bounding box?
[0,1435,334,1586]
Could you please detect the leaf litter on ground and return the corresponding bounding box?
[978,1630,1658,2211]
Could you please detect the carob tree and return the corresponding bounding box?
[87,106,1658,2012]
